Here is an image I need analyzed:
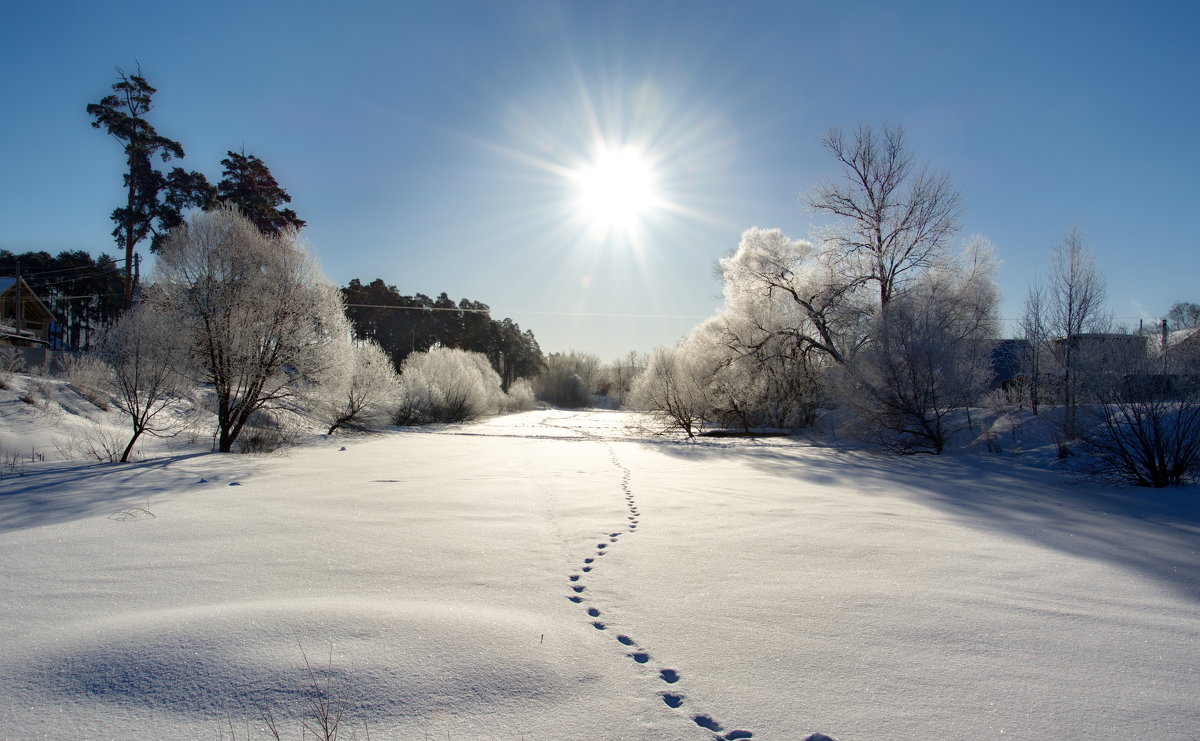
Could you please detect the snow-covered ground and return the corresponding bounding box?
[1,376,1198,739]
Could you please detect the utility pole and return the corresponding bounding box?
[14,261,23,336]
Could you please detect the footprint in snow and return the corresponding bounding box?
[629,652,650,664]
[596,543,607,549]
[228,482,242,487]
[616,635,635,646]
[584,557,594,564]
[723,731,754,740]
[592,621,606,630]
[587,607,600,617]
[572,585,586,593]
[693,715,723,732]
[662,693,684,708]
[568,596,583,603]
[569,575,580,582]
[582,566,592,572]
[659,669,680,683]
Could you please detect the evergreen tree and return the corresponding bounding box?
[87,67,214,304]
[217,150,305,235]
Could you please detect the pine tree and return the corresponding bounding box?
[217,150,305,235]
[87,67,214,305]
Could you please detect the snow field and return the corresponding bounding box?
[0,406,1197,739]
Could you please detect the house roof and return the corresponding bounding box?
[0,276,56,323]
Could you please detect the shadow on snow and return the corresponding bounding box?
[637,436,1200,604]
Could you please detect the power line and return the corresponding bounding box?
[343,303,707,320]
[344,303,491,313]
[0,257,129,277]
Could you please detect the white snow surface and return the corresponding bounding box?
[1,380,1198,740]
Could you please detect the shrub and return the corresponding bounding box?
[62,352,112,410]
[317,340,398,434]
[0,347,26,388]
[1079,395,1200,487]
[504,377,538,412]
[395,347,505,424]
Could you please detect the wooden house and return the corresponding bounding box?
[0,277,56,346]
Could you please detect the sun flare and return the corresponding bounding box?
[572,146,660,234]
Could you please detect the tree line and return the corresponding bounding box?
[341,280,545,392]
[0,250,124,349]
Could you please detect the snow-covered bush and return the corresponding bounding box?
[317,339,399,434]
[62,352,111,410]
[394,347,506,424]
[504,377,538,412]
[0,347,26,389]
[235,408,305,454]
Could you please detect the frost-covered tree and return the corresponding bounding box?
[691,226,873,430]
[97,302,188,462]
[718,227,870,366]
[150,206,347,452]
[627,343,716,437]
[318,339,398,434]
[806,123,961,308]
[839,239,999,454]
[394,347,507,424]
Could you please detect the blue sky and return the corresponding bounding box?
[2,0,1197,359]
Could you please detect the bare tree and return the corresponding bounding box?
[1166,301,1200,330]
[150,206,347,452]
[806,123,961,308]
[97,302,187,462]
[1047,227,1110,436]
[1021,279,1050,415]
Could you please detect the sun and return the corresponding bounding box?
[572,145,660,235]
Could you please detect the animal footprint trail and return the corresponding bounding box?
[548,415,755,740]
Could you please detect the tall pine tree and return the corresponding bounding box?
[87,67,215,305]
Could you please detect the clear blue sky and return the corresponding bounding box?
[2,0,1197,359]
